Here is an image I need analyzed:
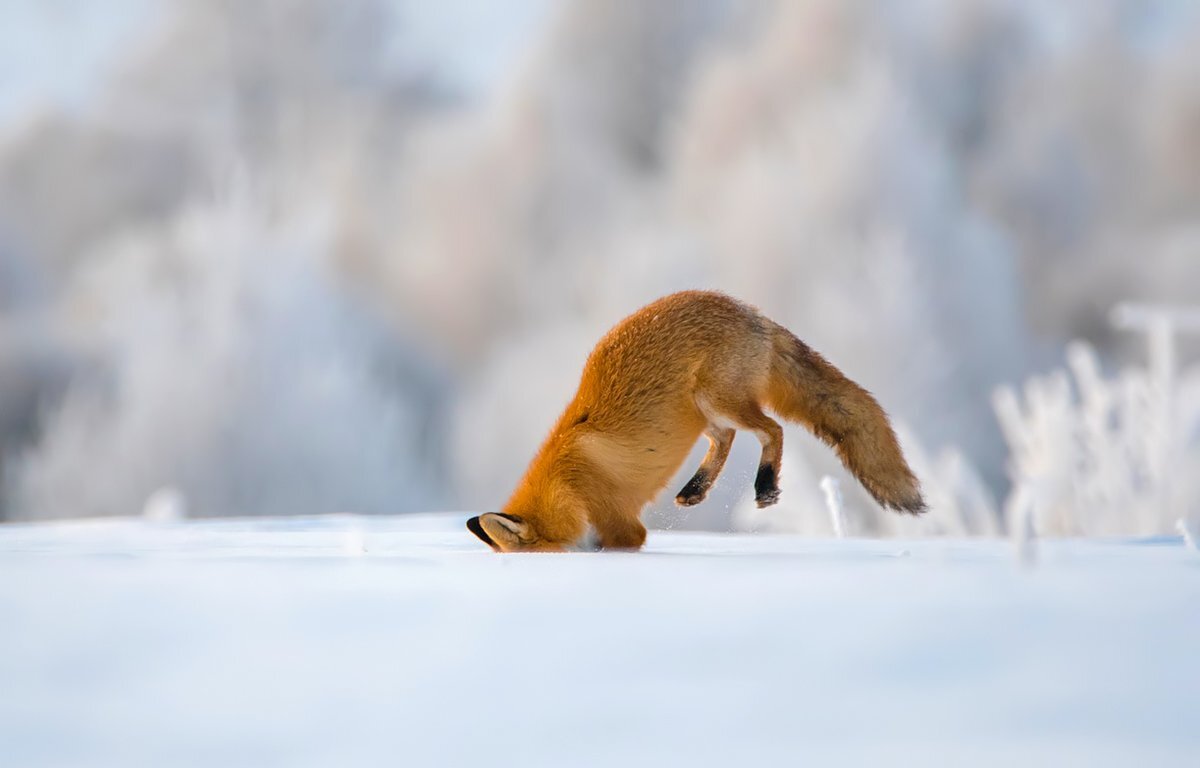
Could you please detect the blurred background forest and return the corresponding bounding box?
[1,0,1197,536]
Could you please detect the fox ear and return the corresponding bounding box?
[466,516,499,550]
[474,513,532,551]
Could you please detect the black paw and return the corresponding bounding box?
[754,464,780,508]
[755,488,781,508]
[675,472,709,507]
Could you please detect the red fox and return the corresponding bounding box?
[467,291,924,552]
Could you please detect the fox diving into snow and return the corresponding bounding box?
[468,291,925,552]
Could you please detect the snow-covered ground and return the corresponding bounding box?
[2,515,1197,767]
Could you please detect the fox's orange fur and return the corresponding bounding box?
[467,291,924,552]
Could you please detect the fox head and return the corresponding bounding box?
[466,513,565,552]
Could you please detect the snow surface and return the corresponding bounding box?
[2,514,1197,767]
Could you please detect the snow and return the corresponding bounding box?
[2,515,1197,767]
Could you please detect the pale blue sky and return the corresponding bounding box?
[0,0,157,122]
[0,0,556,124]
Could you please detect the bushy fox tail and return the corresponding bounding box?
[765,325,925,514]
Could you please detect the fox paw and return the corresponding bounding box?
[675,473,709,507]
[755,488,781,508]
[754,464,780,508]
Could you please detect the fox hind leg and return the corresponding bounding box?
[675,426,735,507]
[695,392,785,509]
[737,406,784,508]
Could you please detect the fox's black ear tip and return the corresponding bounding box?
[466,515,497,549]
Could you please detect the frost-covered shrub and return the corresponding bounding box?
[994,306,1200,537]
[5,193,446,520]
